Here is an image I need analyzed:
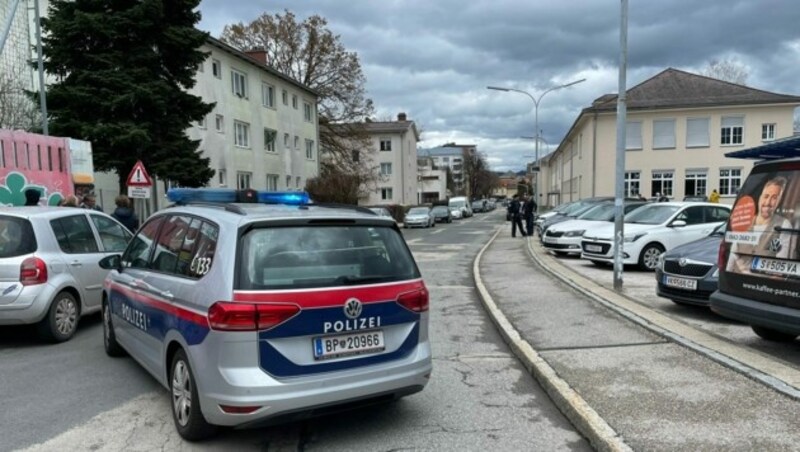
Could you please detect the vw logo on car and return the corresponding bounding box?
[344,298,363,319]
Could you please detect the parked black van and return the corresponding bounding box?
[710,158,800,341]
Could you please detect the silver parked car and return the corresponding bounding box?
[99,189,432,440]
[0,207,133,341]
[404,206,435,228]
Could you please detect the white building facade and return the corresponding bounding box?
[359,114,420,206]
[539,68,800,208]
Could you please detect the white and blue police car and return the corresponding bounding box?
[99,189,432,440]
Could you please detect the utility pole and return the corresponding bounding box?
[33,0,49,135]
[613,0,628,291]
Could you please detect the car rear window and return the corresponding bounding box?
[0,216,36,258]
[237,225,420,290]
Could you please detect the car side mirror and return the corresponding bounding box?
[670,220,687,228]
[99,254,122,271]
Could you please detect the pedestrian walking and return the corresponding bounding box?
[709,189,720,203]
[522,194,536,237]
[24,189,41,206]
[509,194,525,238]
[60,195,79,207]
[111,195,139,232]
[80,192,103,212]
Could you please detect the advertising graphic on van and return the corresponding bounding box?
[724,170,800,299]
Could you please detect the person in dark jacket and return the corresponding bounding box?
[111,195,139,232]
[522,195,537,236]
[24,189,41,206]
[508,194,525,237]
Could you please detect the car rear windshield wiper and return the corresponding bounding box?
[774,226,800,234]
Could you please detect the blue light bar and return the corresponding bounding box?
[167,188,310,205]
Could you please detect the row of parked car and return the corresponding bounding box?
[538,155,800,345]
[381,198,498,228]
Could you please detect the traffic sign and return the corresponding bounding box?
[126,160,153,187]
[128,186,151,199]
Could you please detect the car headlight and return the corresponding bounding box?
[564,230,585,237]
[711,267,719,278]
[657,254,665,270]
[624,233,647,242]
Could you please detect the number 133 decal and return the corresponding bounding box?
[190,256,212,275]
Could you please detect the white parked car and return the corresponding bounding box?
[580,202,731,270]
[449,207,463,219]
[542,202,648,256]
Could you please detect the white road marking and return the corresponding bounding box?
[406,238,423,244]
[431,229,445,234]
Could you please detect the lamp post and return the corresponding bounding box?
[488,78,586,210]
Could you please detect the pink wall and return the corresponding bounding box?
[0,130,73,206]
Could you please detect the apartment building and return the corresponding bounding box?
[539,68,800,207]
[418,143,475,195]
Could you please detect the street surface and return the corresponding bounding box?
[0,211,589,451]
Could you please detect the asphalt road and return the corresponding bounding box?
[1,210,589,452]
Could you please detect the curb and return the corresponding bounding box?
[525,238,800,401]
[473,228,632,452]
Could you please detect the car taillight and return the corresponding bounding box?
[208,302,300,331]
[397,287,429,313]
[20,257,47,286]
[718,240,730,271]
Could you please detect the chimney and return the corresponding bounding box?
[397,112,407,122]
[245,49,268,66]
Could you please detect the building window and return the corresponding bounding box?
[651,171,674,197]
[285,175,291,188]
[294,136,299,150]
[284,133,290,148]
[381,187,393,200]
[762,123,776,141]
[212,59,221,78]
[237,172,252,190]
[719,168,742,196]
[721,116,744,145]
[282,89,288,105]
[197,61,204,73]
[296,176,301,188]
[443,157,450,163]
[261,83,274,108]
[380,163,392,175]
[218,169,226,187]
[685,171,707,197]
[305,139,314,159]
[264,128,277,152]
[215,114,224,133]
[196,116,207,129]
[231,69,247,98]
[652,119,675,149]
[266,174,279,191]
[686,118,710,148]
[303,102,313,122]
[624,171,640,196]
[380,138,392,151]
[625,121,642,150]
[234,121,250,148]
[292,94,298,109]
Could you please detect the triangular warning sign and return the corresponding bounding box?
[126,160,153,187]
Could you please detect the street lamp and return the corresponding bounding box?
[488,78,586,209]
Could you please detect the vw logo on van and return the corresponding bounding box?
[343,298,363,319]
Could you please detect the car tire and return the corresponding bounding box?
[751,326,798,342]
[554,251,568,257]
[590,260,608,267]
[102,299,126,357]
[638,243,664,271]
[432,221,436,227]
[38,291,79,342]
[170,349,217,441]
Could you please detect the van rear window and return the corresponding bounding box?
[237,225,420,290]
[0,216,36,258]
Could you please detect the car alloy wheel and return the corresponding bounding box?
[172,360,193,427]
[170,350,216,440]
[639,244,664,271]
[55,295,78,336]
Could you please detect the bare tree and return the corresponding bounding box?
[702,58,749,85]
[463,151,498,198]
[220,11,375,170]
[0,65,40,131]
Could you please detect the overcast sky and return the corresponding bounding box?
[198,0,800,172]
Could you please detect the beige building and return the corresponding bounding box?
[539,68,800,208]
[359,114,421,206]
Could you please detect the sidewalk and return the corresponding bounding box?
[474,228,800,452]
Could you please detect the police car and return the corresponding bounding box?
[98,189,431,440]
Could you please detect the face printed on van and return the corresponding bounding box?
[757,182,784,223]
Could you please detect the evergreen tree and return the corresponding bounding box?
[39,0,214,189]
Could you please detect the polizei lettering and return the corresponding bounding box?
[121,303,149,332]
[324,317,381,333]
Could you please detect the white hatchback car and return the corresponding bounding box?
[580,202,731,270]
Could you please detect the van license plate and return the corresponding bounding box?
[663,275,697,291]
[751,257,800,277]
[313,330,385,360]
[585,244,602,253]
